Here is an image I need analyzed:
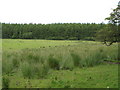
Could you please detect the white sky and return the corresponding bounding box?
[0,0,119,24]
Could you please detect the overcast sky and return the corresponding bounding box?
[0,0,119,24]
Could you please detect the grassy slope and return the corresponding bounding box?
[9,64,118,88]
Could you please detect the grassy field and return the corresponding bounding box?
[2,39,118,88]
[3,39,81,50]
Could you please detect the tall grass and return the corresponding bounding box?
[60,54,74,70]
[70,48,107,68]
[70,53,81,67]
[12,57,20,68]
[20,60,50,79]
[2,75,10,88]
[84,49,107,67]
[2,41,118,79]
[2,59,14,75]
[48,54,60,70]
[20,62,34,79]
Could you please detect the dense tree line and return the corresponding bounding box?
[2,23,106,40]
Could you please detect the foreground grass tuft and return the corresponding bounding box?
[2,75,10,88]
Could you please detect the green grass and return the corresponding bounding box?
[2,39,118,88]
[9,64,118,88]
[3,39,82,50]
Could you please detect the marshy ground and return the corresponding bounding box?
[2,39,119,88]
